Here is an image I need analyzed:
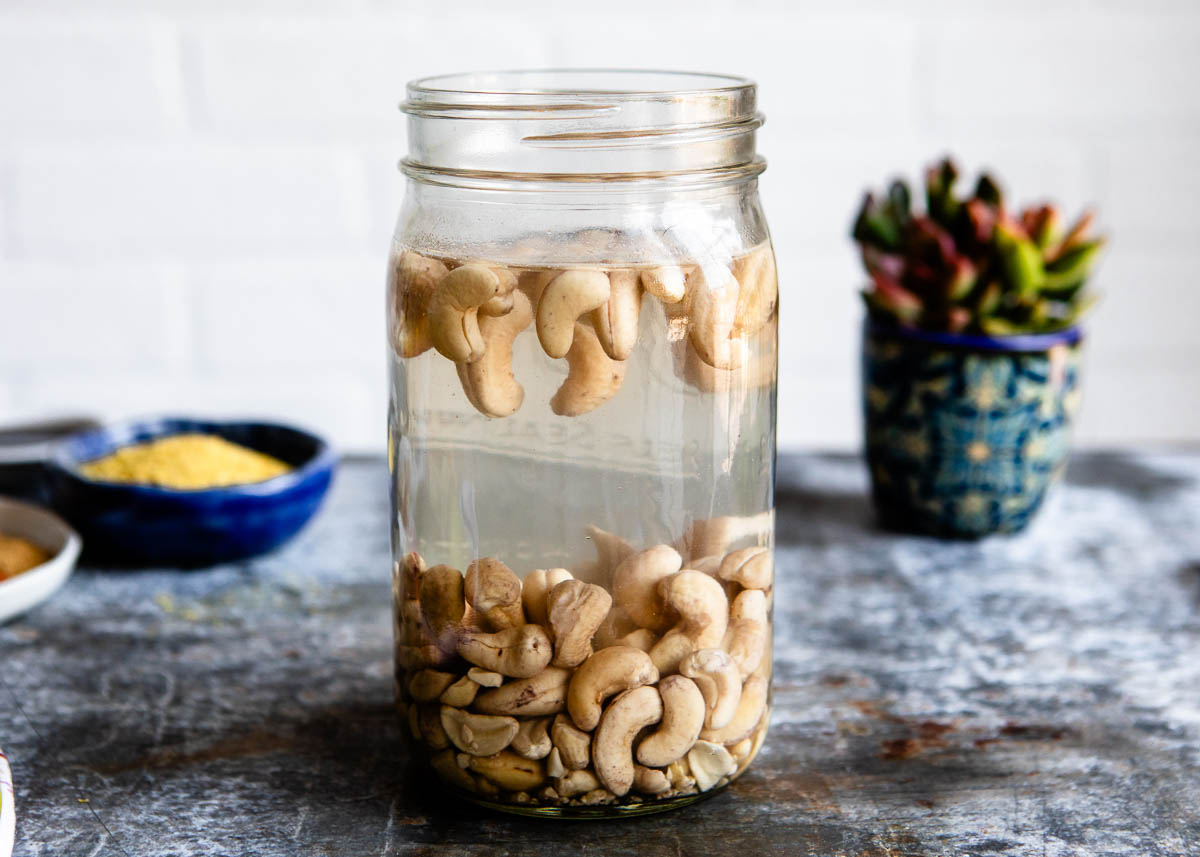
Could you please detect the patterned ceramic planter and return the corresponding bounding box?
[862,321,1084,537]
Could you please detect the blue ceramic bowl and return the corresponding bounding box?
[48,418,337,566]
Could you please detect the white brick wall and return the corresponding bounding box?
[0,0,1197,453]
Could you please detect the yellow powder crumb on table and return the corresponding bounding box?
[0,534,50,581]
[79,433,292,490]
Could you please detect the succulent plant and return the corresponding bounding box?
[852,157,1105,335]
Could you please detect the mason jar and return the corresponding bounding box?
[387,70,777,818]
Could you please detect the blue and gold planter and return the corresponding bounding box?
[862,322,1083,537]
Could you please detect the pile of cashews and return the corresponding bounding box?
[389,242,778,419]
[393,512,773,808]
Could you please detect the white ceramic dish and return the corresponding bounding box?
[0,747,13,857]
[0,497,81,624]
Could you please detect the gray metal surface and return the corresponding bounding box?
[2,453,1198,856]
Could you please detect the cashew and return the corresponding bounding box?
[521,568,573,627]
[551,714,591,770]
[567,646,659,731]
[440,707,519,756]
[648,571,729,675]
[395,643,447,672]
[679,511,773,562]
[580,788,616,805]
[590,269,643,360]
[456,289,533,418]
[636,675,705,768]
[467,667,504,688]
[408,669,457,703]
[641,266,686,304]
[724,589,768,679]
[687,265,743,369]
[536,269,611,359]
[418,565,465,653]
[592,685,663,796]
[456,624,553,678]
[473,666,570,717]
[548,579,612,667]
[549,322,627,417]
[428,264,502,362]
[686,739,737,792]
[511,716,553,760]
[464,558,525,630]
[718,547,772,591]
[666,756,694,792]
[731,244,778,337]
[613,628,657,653]
[546,747,566,779]
[555,768,600,798]
[612,545,683,632]
[466,750,545,792]
[392,250,449,358]
[471,770,501,797]
[729,736,753,764]
[592,607,641,650]
[633,765,671,795]
[479,265,518,317]
[431,748,477,792]
[687,554,723,577]
[700,673,768,745]
[585,525,635,586]
[406,702,421,740]
[418,703,450,749]
[439,676,480,708]
[680,648,742,730]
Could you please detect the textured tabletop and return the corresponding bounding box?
[2,453,1198,857]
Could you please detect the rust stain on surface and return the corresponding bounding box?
[93,730,295,774]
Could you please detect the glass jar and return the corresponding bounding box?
[387,70,777,818]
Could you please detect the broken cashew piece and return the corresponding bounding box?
[636,675,705,768]
[428,264,502,362]
[567,646,659,732]
[467,667,504,688]
[551,713,591,770]
[549,322,627,417]
[640,266,686,304]
[612,544,683,633]
[633,765,671,794]
[521,568,573,627]
[511,716,553,760]
[438,675,480,708]
[408,669,456,703]
[536,269,612,359]
[555,768,600,798]
[724,588,768,679]
[473,666,571,717]
[548,579,612,668]
[718,547,773,591]
[456,289,533,419]
[680,648,742,730]
[687,739,737,791]
[464,558,525,630]
[440,707,519,756]
[456,623,553,678]
[591,269,643,360]
[648,570,730,675]
[592,685,664,797]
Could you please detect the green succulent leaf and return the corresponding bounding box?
[852,193,903,251]
[974,173,1004,208]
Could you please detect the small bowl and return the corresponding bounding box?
[0,496,81,624]
[48,418,337,566]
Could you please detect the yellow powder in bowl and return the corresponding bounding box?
[79,433,293,490]
[0,534,51,581]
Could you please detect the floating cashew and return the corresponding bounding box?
[591,269,643,360]
[536,269,612,359]
[551,714,591,770]
[546,747,565,779]
[465,750,545,792]
[680,648,742,730]
[418,565,465,653]
[731,244,778,337]
[687,265,743,369]
[440,707,519,756]
[464,558,525,630]
[633,765,671,794]
[548,579,612,668]
[585,525,635,586]
[467,667,504,688]
[549,322,627,417]
[511,716,553,760]
[641,266,686,304]
[718,547,773,591]
[428,264,502,362]
[456,289,533,419]
[612,545,683,632]
[724,588,768,679]
[636,675,705,768]
[592,685,664,797]
[392,251,449,358]
[555,768,600,798]
[648,570,730,674]
[479,265,518,317]
[567,646,659,731]
[679,511,773,562]
[700,673,768,746]
[456,624,553,678]
[686,739,737,791]
[439,675,480,708]
[521,568,573,627]
[408,669,457,703]
[473,666,570,717]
